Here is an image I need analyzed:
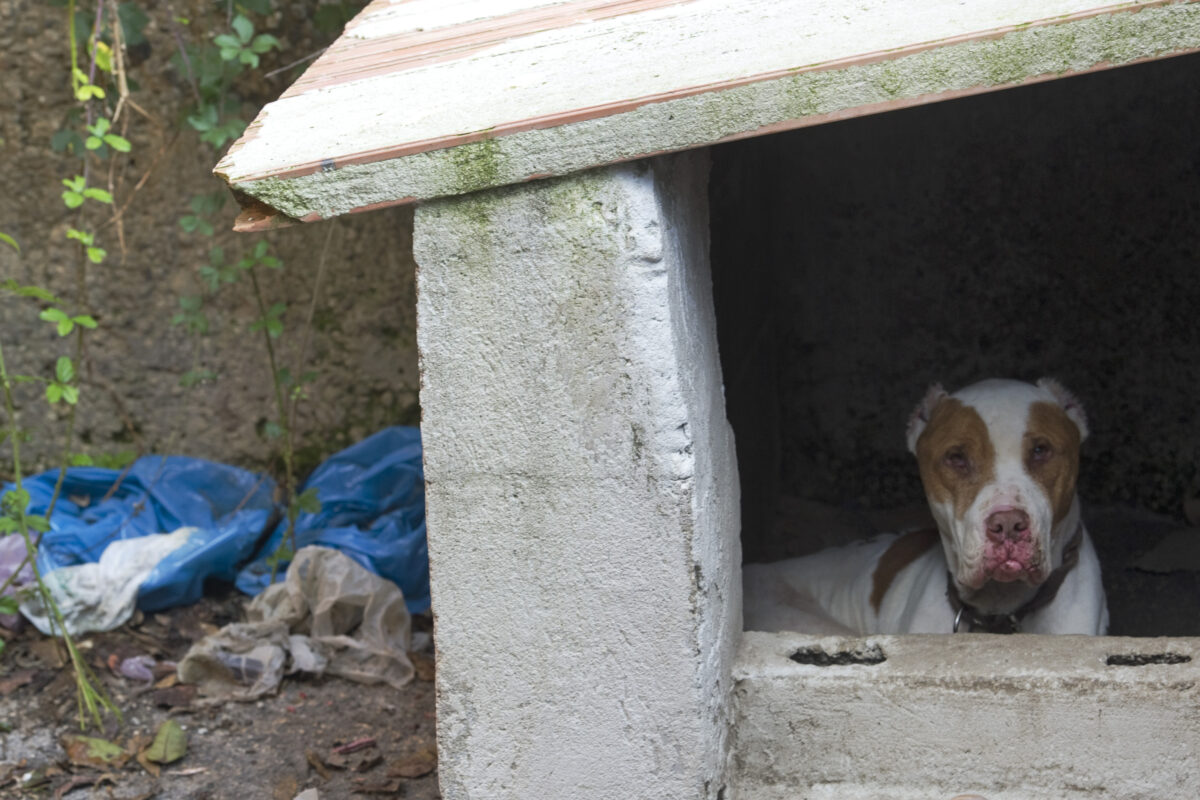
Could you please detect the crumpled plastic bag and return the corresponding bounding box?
[178,546,414,700]
[19,529,192,636]
[236,427,429,613]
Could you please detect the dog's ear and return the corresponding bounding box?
[1037,377,1089,442]
[906,383,948,454]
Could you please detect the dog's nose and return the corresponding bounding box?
[986,509,1030,541]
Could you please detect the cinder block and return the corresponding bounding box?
[415,152,741,800]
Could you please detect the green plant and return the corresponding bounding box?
[173,232,329,579]
[172,6,281,152]
[214,13,280,69]
[0,281,118,728]
[0,0,142,727]
[243,237,324,575]
[3,4,369,727]
[164,2,380,580]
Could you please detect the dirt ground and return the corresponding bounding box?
[0,503,1194,800]
[0,590,439,800]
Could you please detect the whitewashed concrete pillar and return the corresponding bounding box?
[414,151,740,799]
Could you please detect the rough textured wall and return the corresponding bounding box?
[713,52,1200,557]
[416,155,738,799]
[0,1,419,476]
[733,632,1200,800]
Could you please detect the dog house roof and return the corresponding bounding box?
[216,0,1200,231]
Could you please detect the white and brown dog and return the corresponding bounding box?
[744,378,1109,635]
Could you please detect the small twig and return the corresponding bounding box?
[248,264,298,567]
[0,341,119,729]
[264,46,328,79]
[83,1,105,130]
[101,130,180,230]
[332,737,377,755]
[288,221,336,432]
[103,0,166,263]
[105,0,134,260]
[120,96,164,128]
[107,0,129,124]
[86,368,145,456]
[164,2,201,105]
[109,116,128,261]
[45,403,78,522]
[231,472,270,514]
[98,459,135,504]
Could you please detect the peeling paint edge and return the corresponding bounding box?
[220,0,1185,185]
[219,1,1200,227]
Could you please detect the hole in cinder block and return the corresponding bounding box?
[1105,653,1192,667]
[789,643,886,666]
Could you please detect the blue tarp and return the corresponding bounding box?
[235,426,429,613]
[5,427,428,613]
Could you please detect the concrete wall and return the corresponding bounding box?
[414,152,740,799]
[732,632,1200,800]
[0,1,421,475]
[408,51,1200,800]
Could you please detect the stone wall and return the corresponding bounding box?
[0,1,419,476]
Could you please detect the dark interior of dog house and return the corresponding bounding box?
[710,51,1200,638]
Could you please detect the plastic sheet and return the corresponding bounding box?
[20,529,193,636]
[12,456,275,612]
[235,427,429,613]
[3,426,428,619]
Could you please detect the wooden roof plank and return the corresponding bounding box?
[217,0,1200,227]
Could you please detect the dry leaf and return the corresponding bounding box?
[306,748,332,780]
[52,772,114,800]
[151,684,197,709]
[151,660,178,681]
[389,747,437,778]
[136,747,160,777]
[350,776,404,794]
[61,734,128,768]
[154,673,179,689]
[29,638,68,668]
[326,744,382,773]
[0,669,36,695]
[272,774,300,800]
[143,719,187,764]
[410,651,435,682]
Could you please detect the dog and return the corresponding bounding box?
[743,378,1109,635]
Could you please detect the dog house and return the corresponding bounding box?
[216,1,1200,797]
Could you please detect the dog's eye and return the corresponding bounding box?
[943,449,970,473]
[1029,442,1054,464]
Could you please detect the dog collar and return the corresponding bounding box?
[946,522,1085,634]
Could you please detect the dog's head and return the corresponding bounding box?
[906,378,1087,606]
